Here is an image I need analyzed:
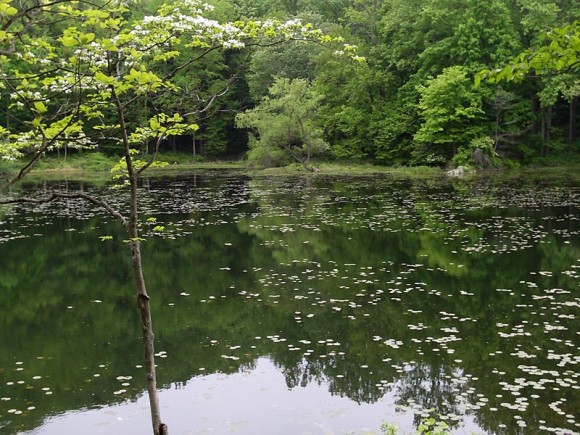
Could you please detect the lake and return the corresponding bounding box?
[0,171,578,434]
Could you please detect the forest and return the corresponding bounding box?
[0,0,578,172]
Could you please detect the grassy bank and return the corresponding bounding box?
[0,153,246,182]
[2,152,580,181]
[253,161,444,177]
[1,153,445,179]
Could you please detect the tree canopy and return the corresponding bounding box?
[236,77,328,170]
[478,21,580,83]
[0,0,578,169]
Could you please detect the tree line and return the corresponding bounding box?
[240,0,579,169]
[1,0,578,171]
[237,0,579,169]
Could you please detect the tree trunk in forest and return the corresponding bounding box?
[283,0,298,15]
[495,111,500,150]
[545,106,552,156]
[532,96,540,134]
[541,109,545,156]
[541,106,552,156]
[288,145,318,172]
[570,97,578,150]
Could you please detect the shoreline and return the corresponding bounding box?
[2,155,580,183]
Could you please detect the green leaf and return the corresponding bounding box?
[123,237,146,243]
[79,32,95,45]
[61,36,78,47]
[94,71,115,85]
[33,101,47,114]
[149,118,161,131]
[0,2,17,17]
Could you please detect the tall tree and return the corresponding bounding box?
[247,38,323,100]
[236,77,328,171]
[450,0,521,72]
[414,66,485,163]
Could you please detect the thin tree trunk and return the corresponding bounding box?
[296,119,317,172]
[541,107,552,156]
[544,106,552,156]
[531,95,540,135]
[495,111,500,151]
[112,87,166,435]
[128,181,165,435]
[283,143,318,172]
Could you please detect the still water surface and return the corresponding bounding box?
[0,172,578,434]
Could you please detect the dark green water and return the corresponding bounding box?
[0,173,578,434]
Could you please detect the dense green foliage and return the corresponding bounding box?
[0,0,578,170]
[235,77,328,170]
[0,0,354,176]
[230,0,578,168]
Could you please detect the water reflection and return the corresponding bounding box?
[0,173,578,434]
[35,358,485,435]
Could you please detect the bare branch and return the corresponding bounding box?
[181,84,231,118]
[136,134,166,176]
